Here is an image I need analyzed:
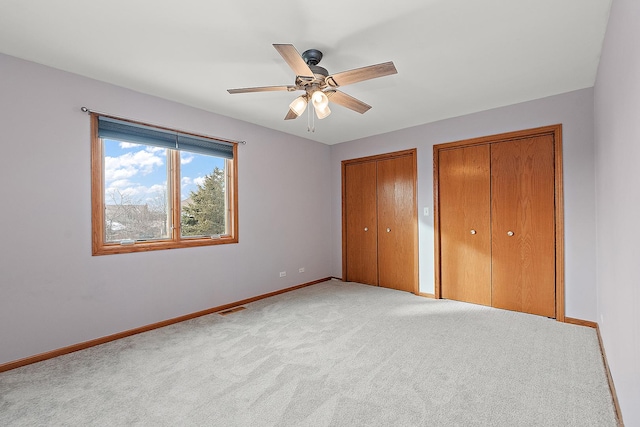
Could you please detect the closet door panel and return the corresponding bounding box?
[377,155,416,293]
[491,136,556,317]
[345,162,378,285]
[439,145,492,306]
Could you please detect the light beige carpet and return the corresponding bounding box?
[0,280,617,426]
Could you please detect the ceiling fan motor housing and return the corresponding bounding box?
[302,49,323,66]
[310,65,328,78]
[302,49,328,84]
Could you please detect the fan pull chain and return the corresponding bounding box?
[307,102,315,132]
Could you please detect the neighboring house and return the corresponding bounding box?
[104,204,166,241]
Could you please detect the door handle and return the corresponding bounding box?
[386,228,391,233]
[364,227,368,232]
[470,229,477,235]
[507,231,514,237]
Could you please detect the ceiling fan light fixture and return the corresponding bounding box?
[289,95,308,116]
[315,104,331,119]
[311,90,329,110]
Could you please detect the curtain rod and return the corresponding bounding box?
[80,107,247,145]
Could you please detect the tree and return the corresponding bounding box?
[181,167,226,236]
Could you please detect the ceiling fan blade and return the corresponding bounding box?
[327,61,397,87]
[284,109,299,120]
[326,90,371,114]
[273,44,315,78]
[227,85,297,94]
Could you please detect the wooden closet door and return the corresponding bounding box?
[491,135,556,317]
[345,161,378,286]
[439,145,492,306]
[377,155,416,293]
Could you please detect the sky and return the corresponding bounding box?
[103,139,225,208]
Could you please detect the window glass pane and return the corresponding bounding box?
[103,139,170,242]
[180,152,227,237]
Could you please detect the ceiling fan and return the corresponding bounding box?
[227,44,397,121]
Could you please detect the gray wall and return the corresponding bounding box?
[0,53,333,365]
[330,88,597,321]
[594,0,640,423]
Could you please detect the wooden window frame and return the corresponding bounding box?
[90,114,238,255]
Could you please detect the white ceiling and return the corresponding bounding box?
[0,0,611,145]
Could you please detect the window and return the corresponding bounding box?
[91,114,238,255]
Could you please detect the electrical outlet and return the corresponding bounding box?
[279,271,286,277]
[299,267,305,273]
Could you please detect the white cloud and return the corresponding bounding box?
[110,179,134,189]
[103,145,169,206]
[105,181,167,205]
[119,142,166,155]
[147,184,166,195]
[181,153,194,164]
[105,150,164,182]
[182,176,207,190]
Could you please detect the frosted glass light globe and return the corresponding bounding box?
[311,91,329,109]
[315,104,331,119]
[289,95,308,116]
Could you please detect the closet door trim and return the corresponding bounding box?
[433,125,565,321]
[341,149,418,293]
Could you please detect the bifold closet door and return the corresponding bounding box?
[491,135,556,317]
[377,155,416,293]
[438,145,492,305]
[344,161,378,286]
